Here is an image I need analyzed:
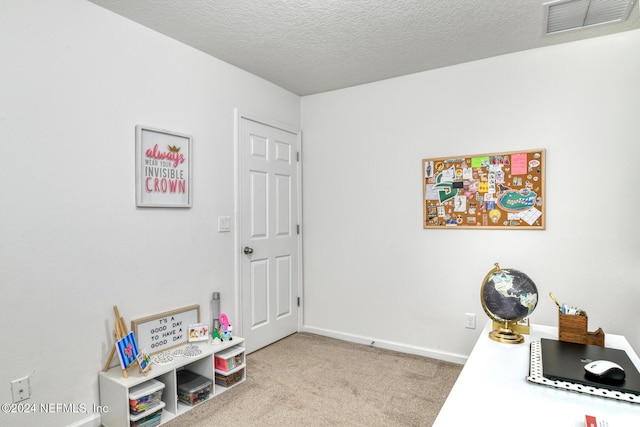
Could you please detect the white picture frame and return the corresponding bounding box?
[135,125,192,208]
[131,305,200,354]
[188,323,209,342]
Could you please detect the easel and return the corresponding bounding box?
[103,305,150,378]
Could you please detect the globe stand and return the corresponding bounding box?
[489,321,524,344]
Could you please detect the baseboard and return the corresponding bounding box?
[301,325,468,365]
[66,413,102,427]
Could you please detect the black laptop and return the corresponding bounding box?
[540,338,640,395]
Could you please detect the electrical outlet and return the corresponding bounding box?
[11,376,31,402]
[464,313,476,329]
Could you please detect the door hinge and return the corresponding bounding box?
[297,224,300,234]
[297,297,300,307]
[297,151,300,162]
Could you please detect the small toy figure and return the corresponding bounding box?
[219,313,232,341]
[222,324,232,341]
[212,325,222,345]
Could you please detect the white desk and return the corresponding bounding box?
[434,322,640,427]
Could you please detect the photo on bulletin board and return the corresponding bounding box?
[135,125,192,208]
[423,149,545,229]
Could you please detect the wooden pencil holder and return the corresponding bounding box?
[558,312,605,347]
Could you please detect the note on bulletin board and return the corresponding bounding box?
[423,149,545,229]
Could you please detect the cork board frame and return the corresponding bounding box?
[423,149,545,229]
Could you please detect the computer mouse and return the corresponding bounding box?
[584,360,626,382]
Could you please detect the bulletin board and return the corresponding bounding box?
[423,149,545,229]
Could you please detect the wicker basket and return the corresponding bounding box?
[215,368,244,388]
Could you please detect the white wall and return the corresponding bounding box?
[300,30,640,362]
[2,1,639,425]
[0,1,299,426]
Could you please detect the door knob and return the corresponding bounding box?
[243,246,254,255]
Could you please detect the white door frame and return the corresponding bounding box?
[233,108,303,341]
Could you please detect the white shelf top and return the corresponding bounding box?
[100,337,244,387]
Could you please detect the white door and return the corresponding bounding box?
[239,116,300,353]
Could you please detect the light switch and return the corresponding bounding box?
[218,216,230,232]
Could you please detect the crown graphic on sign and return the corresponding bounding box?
[168,145,181,152]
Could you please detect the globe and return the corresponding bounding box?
[480,263,538,343]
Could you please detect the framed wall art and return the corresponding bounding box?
[423,149,545,229]
[135,125,192,208]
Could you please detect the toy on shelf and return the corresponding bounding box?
[212,312,232,345]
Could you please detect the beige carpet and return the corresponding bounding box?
[165,333,462,427]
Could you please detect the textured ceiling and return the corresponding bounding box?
[87,0,640,95]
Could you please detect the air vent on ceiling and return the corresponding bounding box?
[543,0,637,35]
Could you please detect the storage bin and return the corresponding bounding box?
[130,406,163,427]
[128,379,165,416]
[214,347,245,372]
[215,368,244,388]
[176,370,212,406]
